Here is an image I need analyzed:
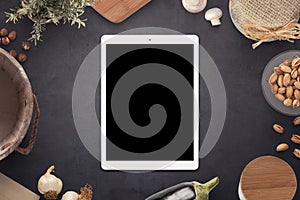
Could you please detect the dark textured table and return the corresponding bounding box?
[0,0,300,199]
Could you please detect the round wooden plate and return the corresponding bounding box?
[239,156,297,200]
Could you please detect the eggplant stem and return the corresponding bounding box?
[193,177,219,200]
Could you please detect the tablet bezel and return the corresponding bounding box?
[101,35,199,171]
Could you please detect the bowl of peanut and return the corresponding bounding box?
[262,50,300,116]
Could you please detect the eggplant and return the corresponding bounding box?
[145,177,219,200]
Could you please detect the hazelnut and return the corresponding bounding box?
[21,42,30,51]
[0,28,8,37]
[9,50,17,58]
[1,37,10,46]
[18,53,27,63]
[8,31,16,41]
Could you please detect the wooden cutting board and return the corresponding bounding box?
[239,156,297,200]
[92,0,151,23]
[0,172,40,200]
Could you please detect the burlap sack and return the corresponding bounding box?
[231,0,300,29]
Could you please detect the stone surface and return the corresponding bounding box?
[0,1,299,199]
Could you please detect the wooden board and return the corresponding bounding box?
[240,156,297,200]
[92,0,151,23]
[0,172,40,200]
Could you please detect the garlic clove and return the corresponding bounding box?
[205,8,223,26]
[37,165,63,200]
[62,191,79,200]
[182,0,207,13]
[56,178,63,194]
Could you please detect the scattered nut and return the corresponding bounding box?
[283,74,291,86]
[293,86,297,90]
[294,81,300,89]
[293,99,300,108]
[274,67,283,74]
[284,59,292,66]
[277,75,284,87]
[275,93,285,102]
[274,67,283,75]
[272,84,278,94]
[277,87,285,94]
[1,37,10,46]
[291,68,298,79]
[21,42,30,51]
[283,98,292,106]
[0,28,8,37]
[9,50,17,58]
[286,86,293,98]
[280,65,292,73]
[0,29,31,62]
[293,148,300,159]
[293,116,300,125]
[269,73,278,84]
[291,134,300,144]
[275,93,286,102]
[276,143,289,152]
[289,79,296,86]
[273,124,284,134]
[295,89,300,99]
[292,57,300,68]
[18,53,27,63]
[8,31,16,41]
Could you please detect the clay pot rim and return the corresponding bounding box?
[0,48,33,160]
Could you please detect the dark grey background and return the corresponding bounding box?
[0,0,300,199]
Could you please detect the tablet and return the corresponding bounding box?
[101,35,199,171]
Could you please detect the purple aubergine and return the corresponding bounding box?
[145,177,219,200]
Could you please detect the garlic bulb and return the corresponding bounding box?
[62,185,93,200]
[37,165,63,200]
[62,191,79,200]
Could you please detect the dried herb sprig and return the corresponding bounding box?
[5,0,94,45]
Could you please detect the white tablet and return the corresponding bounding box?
[101,35,199,171]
